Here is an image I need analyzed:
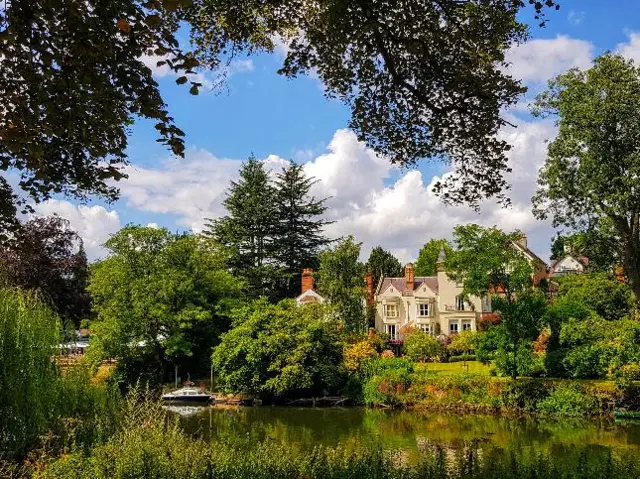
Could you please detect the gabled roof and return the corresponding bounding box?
[512,241,548,267]
[295,289,325,305]
[379,276,439,295]
[550,255,588,271]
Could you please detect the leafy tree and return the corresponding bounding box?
[212,299,343,398]
[491,292,547,378]
[550,225,619,272]
[316,236,367,333]
[206,156,281,298]
[0,0,193,222]
[555,273,634,321]
[274,162,332,298]
[403,329,442,362]
[88,226,243,385]
[447,224,533,303]
[366,246,402,289]
[532,54,640,302]
[0,216,90,327]
[448,330,478,355]
[415,239,453,276]
[0,1,558,225]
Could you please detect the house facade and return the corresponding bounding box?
[371,249,490,341]
[512,234,550,286]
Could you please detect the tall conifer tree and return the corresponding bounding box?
[274,163,331,298]
[205,156,280,298]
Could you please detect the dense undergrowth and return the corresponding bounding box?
[351,358,638,417]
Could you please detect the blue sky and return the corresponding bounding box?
[35,1,640,262]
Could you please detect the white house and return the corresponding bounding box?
[371,248,491,341]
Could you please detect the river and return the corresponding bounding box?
[167,405,640,471]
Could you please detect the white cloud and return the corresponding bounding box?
[617,32,640,64]
[505,35,593,84]
[568,10,586,25]
[32,200,121,260]
[115,123,556,264]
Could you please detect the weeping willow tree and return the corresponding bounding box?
[0,289,60,460]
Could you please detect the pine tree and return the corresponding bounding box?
[366,246,402,289]
[205,156,280,297]
[274,162,332,298]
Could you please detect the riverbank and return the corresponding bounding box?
[358,365,638,418]
[32,404,640,479]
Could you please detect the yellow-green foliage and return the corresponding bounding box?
[0,289,60,460]
[343,340,378,372]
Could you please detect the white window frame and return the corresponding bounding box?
[386,324,398,340]
[384,304,399,318]
[419,324,430,334]
[417,303,430,317]
[450,322,459,333]
[462,321,472,331]
[455,296,466,311]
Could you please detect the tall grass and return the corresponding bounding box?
[35,403,640,479]
[0,289,60,460]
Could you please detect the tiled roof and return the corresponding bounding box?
[379,276,439,294]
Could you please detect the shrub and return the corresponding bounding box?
[343,340,378,373]
[618,363,640,381]
[448,354,477,363]
[404,329,443,362]
[380,349,395,359]
[363,369,411,406]
[500,380,549,412]
[537,385,595,417]
[361,357,414,380]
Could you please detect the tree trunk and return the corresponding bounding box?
[622,238,640,304]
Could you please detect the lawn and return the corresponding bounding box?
[414,361,493,376]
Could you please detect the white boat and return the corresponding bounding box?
[162,387,212,402]
[162,405,207,416]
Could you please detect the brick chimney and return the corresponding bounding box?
[517,233,528,250]
[301,268,314,294]
[405,263,415,291]
[365,270,374,306]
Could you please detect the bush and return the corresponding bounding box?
[363,369,411,406]
[448,354,477,363]
[500,380,549,412]
[360,356,414,380]
[343,340,378,372]
[537,385,595,417]
[404,329,443,362]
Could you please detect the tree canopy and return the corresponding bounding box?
[88,226,243,384]
[446,224,533,302]
[532,54,640,301]
[317,236,367,333]
[274,162,332,298]
[415,239,453,276]
[0,216,90,326]
[212,299,343,398]
[366,246,402,289]
[0,0,559,226]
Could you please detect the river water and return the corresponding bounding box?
[168,405,640,467]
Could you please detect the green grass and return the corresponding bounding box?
[414,361,493,376]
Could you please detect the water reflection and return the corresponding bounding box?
[168,405,640,467]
